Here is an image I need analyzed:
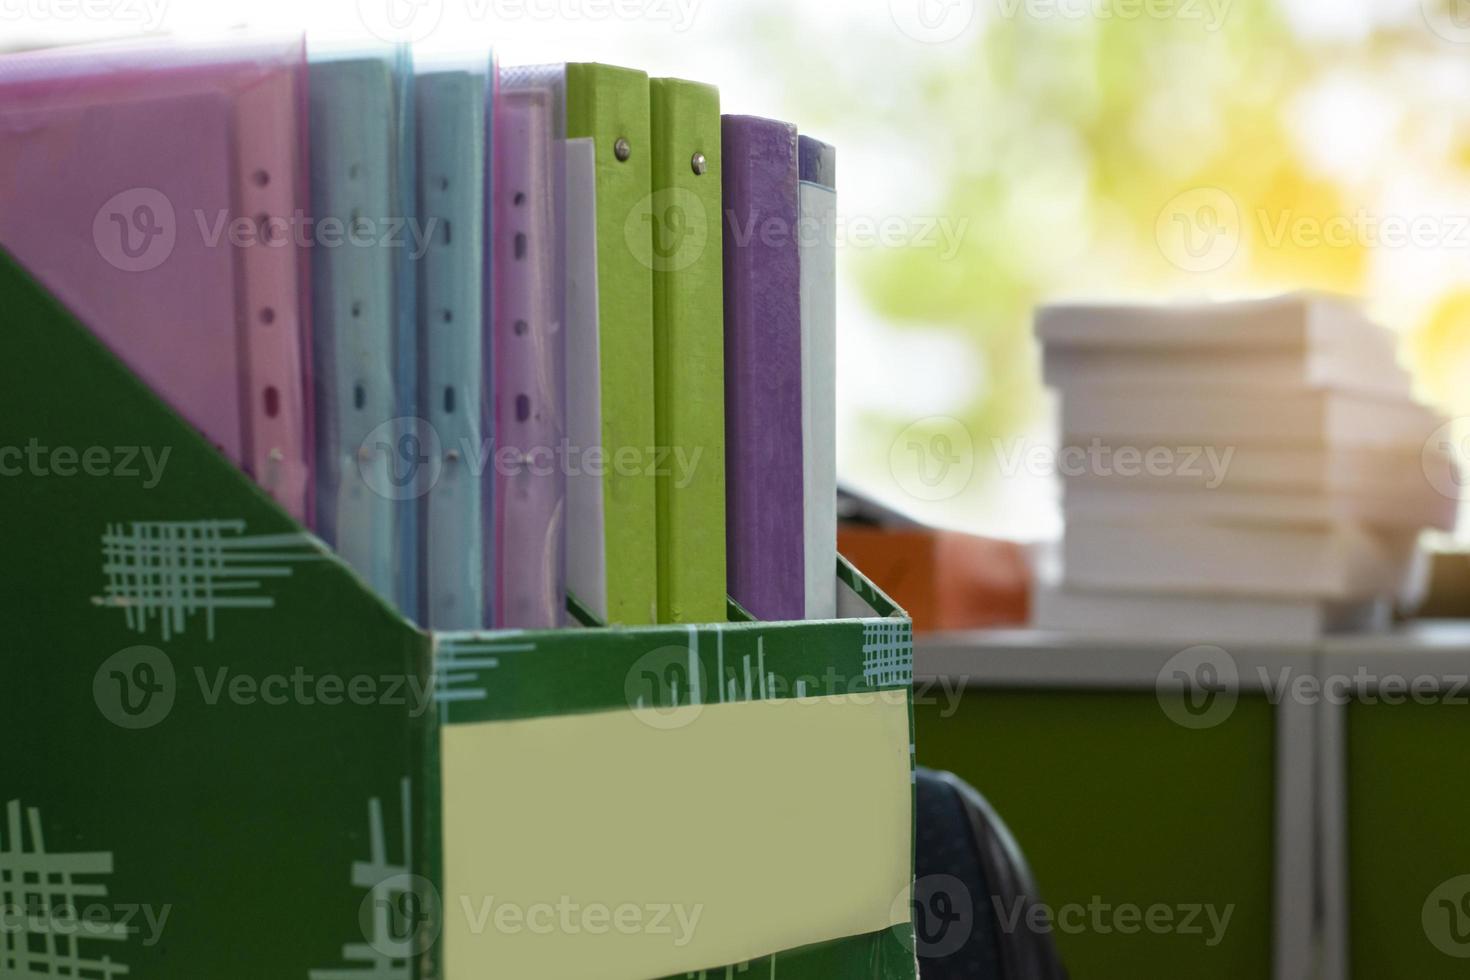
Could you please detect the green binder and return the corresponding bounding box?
[648,77,727,624]
[565,63,659,626]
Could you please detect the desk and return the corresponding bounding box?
[916,629,1316,980]
[1318,623,1470,980]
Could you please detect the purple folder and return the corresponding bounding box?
[721,115,805,622]
[493,85,566,629]
[0,38,314,525]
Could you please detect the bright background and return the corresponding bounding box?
[14,0,1470,541]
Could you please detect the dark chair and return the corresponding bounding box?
[912,767,1068,980]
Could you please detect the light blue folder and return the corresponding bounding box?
[309,48,419,620]
[416,65,490,629]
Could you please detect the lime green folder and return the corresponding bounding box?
[566,63,659,626]
[649,77,726,624]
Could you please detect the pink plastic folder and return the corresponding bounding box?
[494,83,566,629]
[0,37,314,525]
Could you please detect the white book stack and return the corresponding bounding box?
[1033,294,1457,642]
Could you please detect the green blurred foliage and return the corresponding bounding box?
[738,1,1470,532]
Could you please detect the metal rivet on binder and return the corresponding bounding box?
[691,152,707,175]
[614,137,631,162]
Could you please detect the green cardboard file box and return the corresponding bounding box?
[0,250,916,979]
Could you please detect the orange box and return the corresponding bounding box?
[837,525,1030,634]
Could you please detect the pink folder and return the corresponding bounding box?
[0,38,314,525]
[493,84,566,628]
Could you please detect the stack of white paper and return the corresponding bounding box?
[1034,294,1457,641]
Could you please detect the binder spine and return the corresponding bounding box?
[494,84,566,629]
[234,63,314,528]
[649,77,726,624]
[565,63,659,626]
[721,115,805,622]
[417,68,488,630]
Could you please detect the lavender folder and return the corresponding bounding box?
[494,84,566,629]
[721,115,805,622]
